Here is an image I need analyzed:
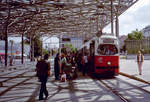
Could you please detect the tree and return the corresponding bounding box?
[24,35,42,57]
[127,29,143,40]
[34,36,42,57]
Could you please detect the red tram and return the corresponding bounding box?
[81,34,119,76]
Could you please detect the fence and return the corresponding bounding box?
[125,39,150,54]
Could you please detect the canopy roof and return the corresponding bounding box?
[0,0,138,39]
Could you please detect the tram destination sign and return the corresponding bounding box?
[103,39,114,43]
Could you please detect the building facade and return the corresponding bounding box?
[0,40,30,56]
[142,25,150,38]
[61,35,83,51]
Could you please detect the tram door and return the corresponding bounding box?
[89,40,95,72]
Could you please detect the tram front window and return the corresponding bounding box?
[97,44,118,55]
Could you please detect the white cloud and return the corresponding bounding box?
[104,0,150,35]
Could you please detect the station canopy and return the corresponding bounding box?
[0,0,138,39]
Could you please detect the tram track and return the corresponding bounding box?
[0,68,26,76]
[99,80,130,102]
[0,71,29,83]
[98,75,150,102]
[0,65,33,77]
[0,75,35,96]
[116,77,150,94]
[0,65,36,97]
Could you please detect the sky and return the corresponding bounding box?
[103,0,150,35]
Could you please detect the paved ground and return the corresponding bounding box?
[126,54,150,60]
[0,62,38,102]
[120,59,150,83]
[0,58,150,102]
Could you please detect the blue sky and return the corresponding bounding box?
[103,0,150,35]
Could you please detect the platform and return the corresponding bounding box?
[0,58,150,102]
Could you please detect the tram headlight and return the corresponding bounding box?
[107,61,111,66]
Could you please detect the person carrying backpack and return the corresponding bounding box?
[36,54,50,100]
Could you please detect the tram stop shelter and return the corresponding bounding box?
[0,0,139,66]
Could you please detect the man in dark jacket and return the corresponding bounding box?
[54,53,60,80]
[36,54,50,100]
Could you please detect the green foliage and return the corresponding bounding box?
[60,43,76,54]
[24,42,29,45]
[52,49,56,55]
[43,49,49,55]
[74,48,77,52]
[64,43,76,52]
[127,29,142,40]
[24,35,42,57]
[34,36,42,57]
[50,49,56,55]
[65,43,73,48]
[24,38,30,45]
[61,47,67,54]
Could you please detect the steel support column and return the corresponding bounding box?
[97,15,99,32]
[10,40,13,66]
[41,38,43,57]
[115,13,119,38]
[30,37,34,61]
[116,0,120,38]
[29,35,32,61]
[4,3,11,66]
[110,0,114,35]
[21,33,24,64]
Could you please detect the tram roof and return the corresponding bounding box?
[0,0,139,39]
[78,36,97,50]
[100,34,117,40]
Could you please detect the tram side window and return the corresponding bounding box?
[97,44,118,55]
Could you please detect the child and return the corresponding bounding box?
[61,71,66,82]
